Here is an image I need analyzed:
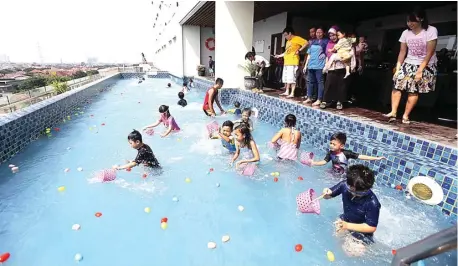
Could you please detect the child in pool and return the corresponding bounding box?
[167,83,171,88]
[210,120,236,153]
[188,78,194,88]
[270,114,301,161]
[202,78,225,117]
[142,105,180,138]
[324,30,353,79]
[310,132,385,174]
[227,101,242,116]
[181,82,190,94]
[322,164,381,257]
[177,92,187,107]
[113,129,160,170]
[231,125,260,169]
[233,108,254,131]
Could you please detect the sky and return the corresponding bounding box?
[0,0,155,63]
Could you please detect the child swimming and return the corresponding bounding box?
[202,78,225,117]
[210,120,236,153]
[113,129,160,170]
[181,82,190,94]
[270,114,301,160]
[233,108,254,131]
[231,125,260,169]
[322,164,381,257]
[310,132,385,174]
[177,92,187,107]
[142,105,180,138]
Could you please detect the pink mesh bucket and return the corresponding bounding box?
[300,151,314,166]
[96,169,117,182]
[268,140,281,150]
[144,128,155,136]
[238,163,257,176]
[206,121,219,135]
[296,189,321,215]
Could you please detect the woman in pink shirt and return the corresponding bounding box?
[385,7,438,124]
[142,105,180,138]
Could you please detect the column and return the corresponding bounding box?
[215,1,254,89]
[182,25,201,77]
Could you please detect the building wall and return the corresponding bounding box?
[200,26,215,75]
[252,12,288,59]
[356,4,457,49]
[183,25,201,77]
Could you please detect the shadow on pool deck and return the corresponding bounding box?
[258,89,457,148]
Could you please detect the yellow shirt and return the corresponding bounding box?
[284,36,308,66]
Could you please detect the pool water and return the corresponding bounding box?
[0,78,456,266]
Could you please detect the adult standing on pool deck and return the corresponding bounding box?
[203,78,225,117]
[274,27,308,98]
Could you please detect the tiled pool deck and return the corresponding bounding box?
[0,72,456,219]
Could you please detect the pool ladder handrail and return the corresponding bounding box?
[391,226,457,266]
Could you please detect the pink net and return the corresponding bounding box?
[206,121,219,135]
[268,141,280,150]
[300,151,314,166]
[239,163,257,176]
[296,189,321,215]
[144,128,155,136]
[95,169,117,182]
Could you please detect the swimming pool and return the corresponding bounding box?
[0,77,456,265]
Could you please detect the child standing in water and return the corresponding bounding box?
[324,30,353,78]
[233,108,254,131]
[142,105,180,138]
[322,164,381,257]
[228,101,242,116]
[202,78,225,117]
[270,114,301,160]
[177,92,187,107]
[231,125,260,169]
[210,120,236,153]
[113,130,160,170]
[181,82,190,94]
[310,132,385,174]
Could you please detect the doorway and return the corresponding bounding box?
[267,33,284,89]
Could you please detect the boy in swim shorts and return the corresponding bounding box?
[322,164,381,257]
[113,130,160,170]
[210,120,236,153]
[202,78,225,117]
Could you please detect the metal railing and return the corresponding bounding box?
[391,226,457,266]
[0,70,119,115]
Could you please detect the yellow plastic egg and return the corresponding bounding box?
[144,207,151,213]
[185,178,191,183]
[161,222,168,230]
[58,186,66,192]
[327,251,335,262]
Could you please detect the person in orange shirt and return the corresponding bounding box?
[274,27,308,98]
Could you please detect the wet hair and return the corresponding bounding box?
[215,78,224,86]
[159,105,170,118]
[236,125,252,148]
[182,82,187,86]
[242,108,252,116]
[331,132,347,145]
[282,26,295,35]
[222,120,234,131]
[234,101,241,108]
[284,114,296,127]
[128,129,142,143]
[178,92,184,99]
[167,83,171,87]
[245,52,254,60]
[346,164,375,191]
[408,6,429,30]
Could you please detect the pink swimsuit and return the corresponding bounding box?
[160,114,180,131]
[276,128,299,161]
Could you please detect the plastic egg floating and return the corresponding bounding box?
[238,205,244,212]
[185,178,191,183]
[327,251,335,262]
[222,235,230,243]
[58,186,66,192]
[64,168,70,173]
[77,167,83,172]
[72,224,81,230]
[11,167,19,173]
[216,183,220,187]
[172,197,179,202]
[207,242,216,249]
[74,253,83,261]
[161,222,168,230]
[144,207,151,213]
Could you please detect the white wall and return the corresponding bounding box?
[200,26,215,75]
[182,25,201,77]
[215,1,254,89]
[356,4,457,50]
[252,12,287,59]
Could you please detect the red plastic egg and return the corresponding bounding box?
[95,212,102,217]
[395,185,402,191]
[126,168,132,172]
[295,244,302,252]
[392,249,397,255]
[274,177,279,182]
[209,168,214,172]
[298,176,303,181]
[101,123,106,126]
[161,217,168,223]
[142,173,147,178]
[0,252,10,262]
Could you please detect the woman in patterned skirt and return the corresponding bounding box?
[384,7,438,124]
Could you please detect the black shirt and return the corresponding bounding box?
[178,99,187,107]
[134,144,160,168]
[323,149,359,173]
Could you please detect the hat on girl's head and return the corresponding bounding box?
[328,25,339,35]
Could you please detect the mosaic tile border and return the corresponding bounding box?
[120,71,170,79]
[216,88,457,218]
[0,74,120,163]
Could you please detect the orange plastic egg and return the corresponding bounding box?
[95,212,102,217]
[295,244,303,252]
[274,177,279,182]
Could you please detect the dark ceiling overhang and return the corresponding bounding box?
[180,1,215,27]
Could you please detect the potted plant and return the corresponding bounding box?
[196,65,206,76]
[239,61,257,90]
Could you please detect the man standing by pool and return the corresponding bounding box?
[274,27,308,98]
[203,78,225,117]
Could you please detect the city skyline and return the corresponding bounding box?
[0,0,155,63]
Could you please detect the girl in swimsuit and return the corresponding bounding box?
[270,114,302,161]
[231,125,260,169]
[142,105,180,138]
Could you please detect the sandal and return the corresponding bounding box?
[336,102,343,110]
[402,117,411,124]
[383,113,397,122]
[320,102,327,109]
